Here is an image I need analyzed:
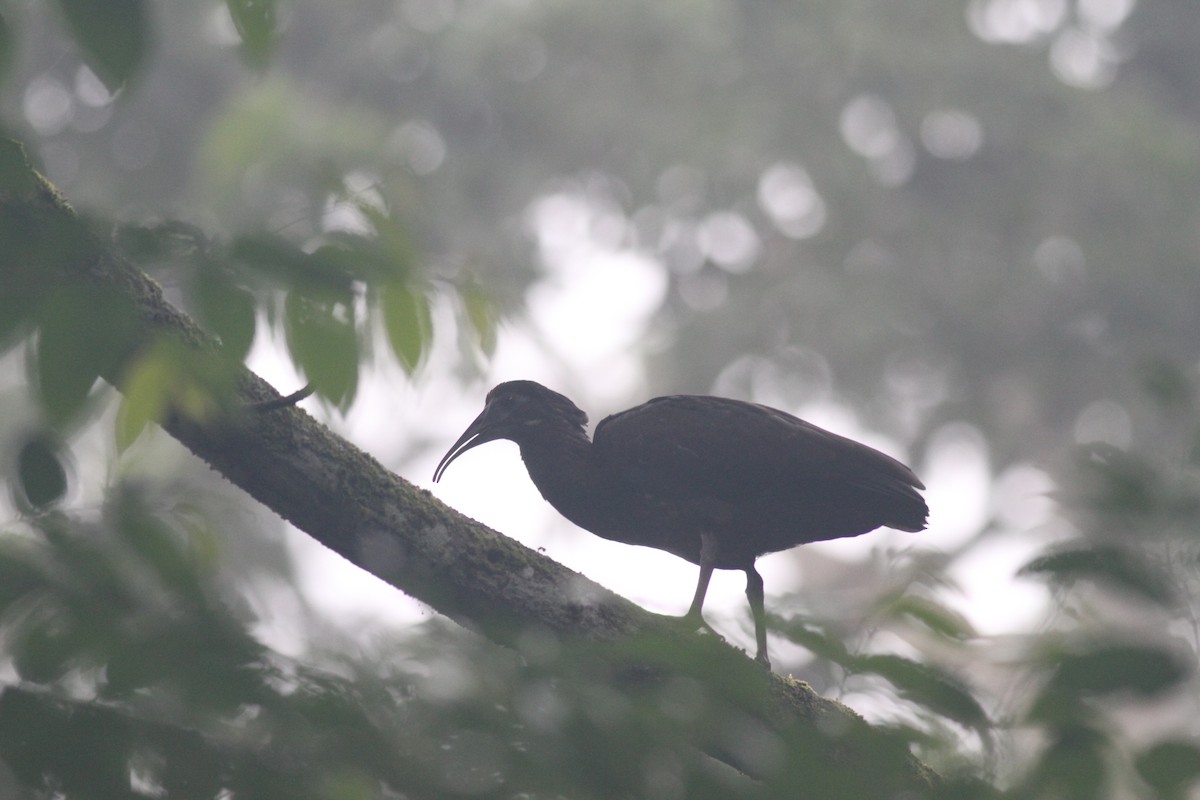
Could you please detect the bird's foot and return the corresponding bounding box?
[677,611,721,641]
[675,614,774,668]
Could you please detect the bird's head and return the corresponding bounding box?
[433,381,588,482]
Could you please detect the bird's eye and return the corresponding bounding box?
[491,392,525,412]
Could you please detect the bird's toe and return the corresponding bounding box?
[680,610,717,636]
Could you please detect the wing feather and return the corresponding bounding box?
[594,395,926,532]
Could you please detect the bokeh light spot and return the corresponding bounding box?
[757,162,827,239]
[920,109,984,160]
[23,75,74,135]
[698,211,759,272]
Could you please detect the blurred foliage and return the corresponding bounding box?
[0,487,961,799]
[13,432,69,512]
[0,10,11,83]
[1019,541,1175,607]
[2,0,1200,798]
[224,0,277,67]
[51,0,149,90]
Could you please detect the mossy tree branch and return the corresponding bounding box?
[1,143,945,797]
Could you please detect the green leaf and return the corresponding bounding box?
[356,202,417,279]
[773,616,853,665]
[1,193,94,356]
[53,0,149,90]
[225,0,277,66]
[54,699,135,796]
[1020,543,1174,606]
[1136,740,1200,800]
[0,540,45,610]
[114,340,238,452]
[1020,726,1109,800]
[1044,643,1189,700]
[114,350,172,453]
[878,593,977,640]
[35,295,98,424]
[16,434,69,510]
[35,289,136,425]
[104,633,173,695]
[12,606,79,683]
[192,260,257,363]
[0,686,72,786]
[383,283,432,374]
[284,288,359,409]
[855,653,989,733]
[231,232,353,291]
[111,489,203,602]
[310,234,398,283]
[462,281,498,357]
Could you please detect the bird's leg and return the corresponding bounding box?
[745,565,771,668]
[683,532,718,635]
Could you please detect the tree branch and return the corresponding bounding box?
[2,144,943,796]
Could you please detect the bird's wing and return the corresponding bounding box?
[593,395,923,504]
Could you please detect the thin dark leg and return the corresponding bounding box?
[684,532,718,626]
[745,565,770,667]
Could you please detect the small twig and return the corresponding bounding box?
[249,383,315,412]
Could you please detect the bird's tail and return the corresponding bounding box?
[890,489,929,532]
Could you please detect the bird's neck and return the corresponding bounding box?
[517,425,607,529]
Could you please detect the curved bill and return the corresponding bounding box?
[432,409,498,482]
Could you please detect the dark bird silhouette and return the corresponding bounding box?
[433,380,928,666]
